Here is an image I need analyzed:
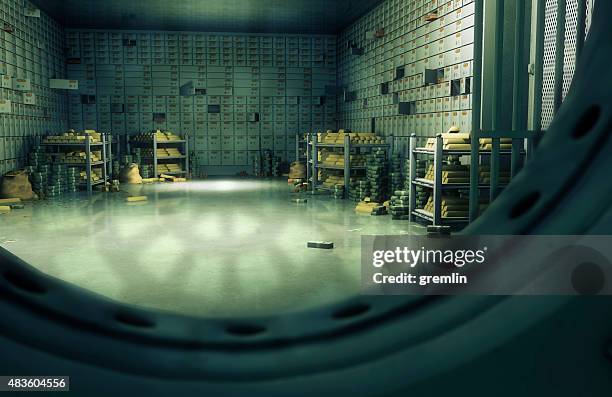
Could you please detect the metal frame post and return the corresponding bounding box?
[101,134,108,186]
[532,0,546,133]
[312,133,318,193]
[343,135,350,199]
[511,0,526,178]
[306,134,311,185]
[528,0,546,162]
[489,0,505,203]
[490,137,500,202]
[153,133,158,178]
[107,133,113,180]
[85,135,92,196]
[433,134,443,226]
[469,0,484,222]
[409,134,417,221]
[184,134,189,179]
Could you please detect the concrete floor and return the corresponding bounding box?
[0,179,425,318]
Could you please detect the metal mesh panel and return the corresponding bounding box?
[541,0,594,129]
[541,0,558,130]
[586,0,594,33]
[562,0,578,99]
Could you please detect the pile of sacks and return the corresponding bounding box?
[120,163,143,185]
[288,161,306,183]
[0,170,36,200]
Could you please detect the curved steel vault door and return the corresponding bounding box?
[2,0,612,395]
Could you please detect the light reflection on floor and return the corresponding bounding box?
[0,179,425,318]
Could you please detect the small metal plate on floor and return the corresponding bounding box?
[292,198,307,203]
[307,241,334,249]
[427,225,451,236]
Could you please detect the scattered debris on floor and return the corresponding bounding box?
[292,198,308,204]
[307,241,334,249]
[291,181,308,193]
[427,225,451,236]
[126,196,148,203]
[160,174,187,183]
[110,180,121,192]
[371,205,388,216]
[355,199,390,216]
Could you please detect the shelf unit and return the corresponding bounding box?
[41,133,112,196]
[307,133,391,198]
[409,134,525,226]
[128,134,189,178]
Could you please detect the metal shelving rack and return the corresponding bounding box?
[128,134,189,178]
[307,133,391,198]
[41,133,111,196]
[409,133,527,227]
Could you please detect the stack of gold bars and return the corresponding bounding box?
[423,195,469,219]
[158,163,183,174]
[140,147,183,158]
[423,163,511,186]
[479,166,511,185]
[423,163,470,184]
[131,130,183,142]
[317,130,386,145]
[421,195,490,219]
[424,133,471,150]
[78,168,102,184]
[51,151,102,164]
[317,151,366,167]
[423,134,514,151]
[43,129,102,144]
[320,172,344,188]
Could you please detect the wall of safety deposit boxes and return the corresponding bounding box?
[64,30,338,174]
[1,0,477,176]
[0,0,69,175]
[337,0,475,150]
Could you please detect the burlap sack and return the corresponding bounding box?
[120,163,143,184]
[0,170,36,200]
[288,162,306,179]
